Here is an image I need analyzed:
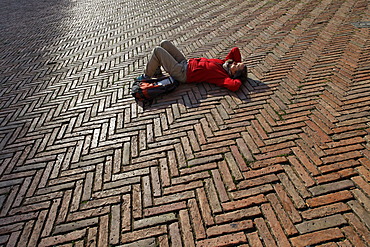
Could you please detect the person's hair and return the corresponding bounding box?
[232,62,248,83]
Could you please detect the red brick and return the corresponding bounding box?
[266,193,298,236]
[259,141,295,153]
[169,222,182,247]
[154,191,195,206]
[232,184,274,200]
[276,116,310,125]
[254,148,292,161]
[302,202,350,220]
[290,228,344,247]
[171,171,210,185]
[357,161,370,179]
[287,156,316,187]
[38,229,87,247]
[305,120,332,143]
[342,225,368,247]
[246,231,264,247]
[310,113,334,135]
[204,178,223,214]
[324,144,364,156]
[309,179,354,196]
[306,190,353,207]
[324,136,366,149]
[232,142,252,171]
[218,160,237,191]
[222,194,266,211]
[241,130,261,154]
[249,156,287,169]
[180,162,217,176]
[261,203,291,247]
[261,107,278,126]
[179,209,195,247]
[315,168,358,184]
[121,225,167,244]
[296,137,323,166]
[98,215,109,247]
[144,201,187,217]
[206,220,253,237]
[347,200,370,229]
[256,113,273,133]
[278,173,306,209]
[211,169,229,203]
[351,176,370,196]
[247,125,265,147]
[224,152,244,181]
[254,217,276,247]
[274,183,302,223]
[292,146,320,175]
[319,159,360,174]
[243,164,284,179]
[196,188,215,226]
[215,206,262,224]
[238,174,278,189]
[196,232,247,247]
[344,213,370,244]
[188,198,206,240]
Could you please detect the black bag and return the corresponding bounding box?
[131,76,179,106]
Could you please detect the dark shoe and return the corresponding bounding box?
[136,74,150,81]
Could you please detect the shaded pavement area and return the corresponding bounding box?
[0,0,369,246]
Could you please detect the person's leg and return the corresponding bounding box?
[160,40,186,63]
[144,46,187,82]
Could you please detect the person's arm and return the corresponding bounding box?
[225,47,241,63]
[212,77,241,91]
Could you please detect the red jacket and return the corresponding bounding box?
[186,47,242,91]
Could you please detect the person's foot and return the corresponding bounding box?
[136,74,150,80]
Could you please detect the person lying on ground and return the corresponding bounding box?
[139,40,248,92]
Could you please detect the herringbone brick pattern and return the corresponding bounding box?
[0,0,369,246]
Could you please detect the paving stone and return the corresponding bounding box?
[0,0,369,245]
[295,214,347,234]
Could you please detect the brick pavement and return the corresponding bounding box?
[0,0,369,246]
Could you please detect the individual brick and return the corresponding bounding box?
[277,173,306,209]
[309,179,354,196]
[290,228,344,247]
[254,217,277,247]
[121,225,167,244]
[196,187,215,226]
[215,206,262,225]
[179,209,195,247]
[347,200,370,230]
[211,169,229,203]
[206,220,253,237]
[302,202,350,220]
[261,203,291,247]
[38,229,87,247]
[222,194,266,212]
[266,193,298,236]
[342,225,368,247]
[315,168,358,184]
[274,183,302,223]
[306,190,353,207]
[188,198,206,240]
[196,232,247,247]
[295,214,347,234]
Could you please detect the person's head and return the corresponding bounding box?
[229,61,248,82]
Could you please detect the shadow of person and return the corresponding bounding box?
[141,72,271,111]
[235,73,272,104]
